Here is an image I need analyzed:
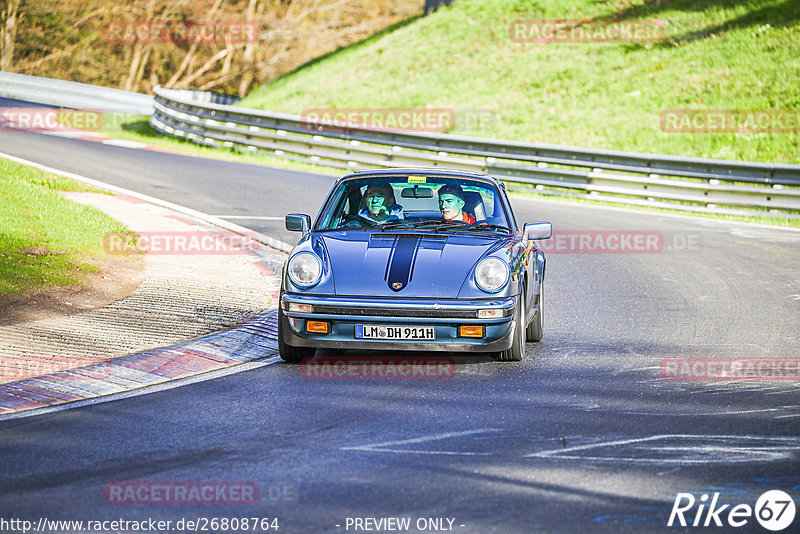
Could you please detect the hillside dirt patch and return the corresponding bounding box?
[0,254,144,326]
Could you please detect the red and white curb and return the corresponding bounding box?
[0,151,295,418]
[37,129,190,155]
[0,311,281,416]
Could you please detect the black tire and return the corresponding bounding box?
[497,292,526,362]
[526,284,544,342]
[278,308,315,363]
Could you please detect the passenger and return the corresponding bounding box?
[357,183,404,224]
[438,184,475,224]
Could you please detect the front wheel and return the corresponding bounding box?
[497,293,526,362]
[278,307,316,363]
[526,284,544,342]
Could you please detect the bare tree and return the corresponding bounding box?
[165,0,226,87]
[11,0,425,96]
[0,0,22,70]
[123,0,156,92]
[236,0,259,96]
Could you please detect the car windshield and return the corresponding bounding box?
[316,175,511,233]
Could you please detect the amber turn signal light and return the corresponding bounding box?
[458,325,484,338]
[306,320,329,334]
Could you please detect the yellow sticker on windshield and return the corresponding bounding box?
[408,176,427,183]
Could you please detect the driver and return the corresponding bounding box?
[357,183,404,224]
[438,184,475,224]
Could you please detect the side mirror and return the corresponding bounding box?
[523,222,552,241]
[285,214,311,235]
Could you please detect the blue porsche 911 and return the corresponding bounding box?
[279,168,552,362]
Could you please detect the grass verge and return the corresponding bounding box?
[0,158,135,298]
[91,0,799,228]
[239,0,800,165]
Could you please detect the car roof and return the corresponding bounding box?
[338,168,504,188]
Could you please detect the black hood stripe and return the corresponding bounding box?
[385,236,421,292]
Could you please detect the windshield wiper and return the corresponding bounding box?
[379,220,511,234]
[454,223,512,233]
[432,222,471,232]
[379,219,442,231]
[389,220,470,233]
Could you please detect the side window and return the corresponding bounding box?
[457,186,496,220]
[338,185,366,226]
[318,186,348,229]
[480,190,495,217]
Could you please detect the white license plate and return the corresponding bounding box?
[355,324,435,340]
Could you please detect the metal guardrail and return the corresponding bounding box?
[151,86,800,218]
[0,71,153,115]
[3,71,795,218]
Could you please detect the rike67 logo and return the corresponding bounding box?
[669,490,796,531]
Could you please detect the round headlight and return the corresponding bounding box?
[475,257,509,293]
[287,252,322,288]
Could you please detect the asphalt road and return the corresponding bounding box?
[1,124,799,533]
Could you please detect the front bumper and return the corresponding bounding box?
[280,293,517,353]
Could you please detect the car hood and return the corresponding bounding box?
[318,231,504,298]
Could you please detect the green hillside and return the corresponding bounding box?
[239,0,800,164]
